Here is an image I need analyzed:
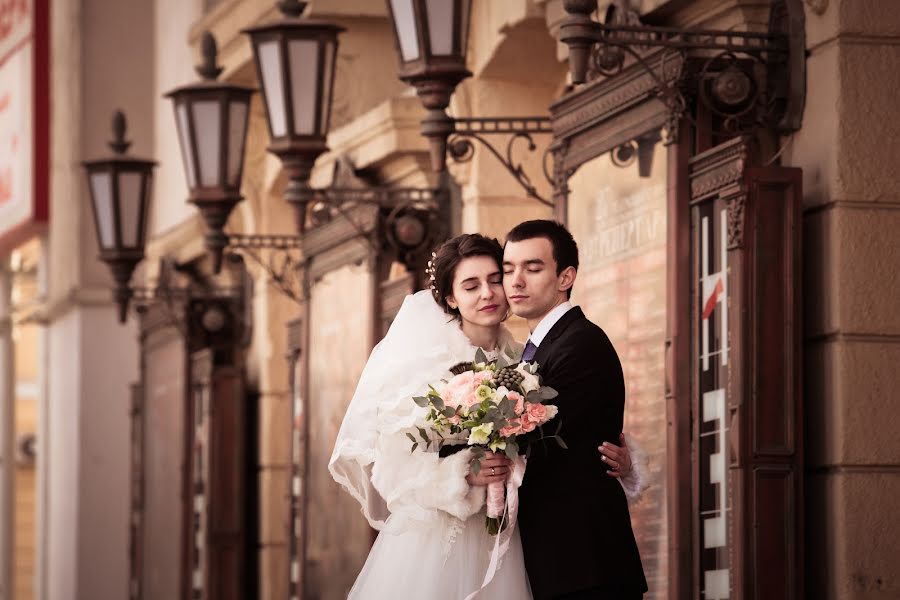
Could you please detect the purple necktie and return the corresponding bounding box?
[522,339,537,362]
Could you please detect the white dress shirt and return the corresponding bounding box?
[527,300,574,348]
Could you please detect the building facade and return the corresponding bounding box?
[0,0,898,599]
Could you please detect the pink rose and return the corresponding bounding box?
[474,371,493,384]
[526,402,549,425]
[440,388,458,409]
[500,421,521,437]
[446,371,474,393]
[519,413,537,433]
[464,392,481,407]
[506,391,525,415]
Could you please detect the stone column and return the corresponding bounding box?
[786,2,900,598]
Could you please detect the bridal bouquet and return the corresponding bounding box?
[408,347,563,534]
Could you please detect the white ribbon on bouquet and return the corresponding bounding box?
[465,454,527,600]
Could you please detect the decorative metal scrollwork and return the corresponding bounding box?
[225,235,305,305]
[563,0,806,142]
[610,141,638,168]
[223,185,447,304]
[446,117,554,207]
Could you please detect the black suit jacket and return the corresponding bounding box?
[518,307,647,599]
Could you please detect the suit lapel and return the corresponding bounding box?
[533,306,585,368]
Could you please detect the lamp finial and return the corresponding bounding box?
[197,32,224,80]
[109,110,131,155]
[277,0,307,18]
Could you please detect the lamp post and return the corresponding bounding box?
[165,32,254,273]
[243,0,343,232]
[82,111,156,322]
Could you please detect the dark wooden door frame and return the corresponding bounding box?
[131,272,251,600]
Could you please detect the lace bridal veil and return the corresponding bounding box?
[328,290,476,530]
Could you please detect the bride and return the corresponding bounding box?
[329,234,646,599]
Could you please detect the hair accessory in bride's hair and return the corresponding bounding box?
[425,251,438,298]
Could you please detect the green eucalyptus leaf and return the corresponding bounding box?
[540,386,559,400]
[441,407,456,418]
[417,427,429,443]
[504,342,523,361]
[411,442,418,453]
[504,442,519,460]
[555,436,568,450]
[525,390,542,404]
[431,396,445,410]
[495,356,509,370]
[406,432,417,444]
[413,396,430,407]
[474,348,488,364]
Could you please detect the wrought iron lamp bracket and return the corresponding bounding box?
[128,259,245,338]
[562,0,806,143]
[445,116,554,206]
[221,185,446,305]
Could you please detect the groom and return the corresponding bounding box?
[503,220,647,599]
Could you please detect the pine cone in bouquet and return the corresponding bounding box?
[449,361,474,376]
[496,366,524,389]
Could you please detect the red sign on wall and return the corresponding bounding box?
[0,0,49,256]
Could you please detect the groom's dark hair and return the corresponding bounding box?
[505,220,579,298]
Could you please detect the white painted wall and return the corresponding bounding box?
[40,0,152,597]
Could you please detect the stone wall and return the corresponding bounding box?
[785,2,900,598]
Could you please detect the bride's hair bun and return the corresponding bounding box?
[428,234,504,319]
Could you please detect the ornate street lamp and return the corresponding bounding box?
[385,0,554,205]
[386,0,472,171]
[243,0,343,232]
[82,111,156,323]
[165,33,254,273]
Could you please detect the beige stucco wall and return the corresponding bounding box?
[785,2,900,598]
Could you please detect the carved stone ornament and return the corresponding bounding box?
[726,193,747,249]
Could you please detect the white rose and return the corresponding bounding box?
[515,363,541,393]
[468,422,495,445]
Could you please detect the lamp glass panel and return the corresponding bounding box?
[320,40,335,134]
[191,100,222,186]
[90,171,115,250]
[258,40,288,137]
[227,100,249,186]
[288,39,319,136]
[175,102,198,188]
[425,0,454,56]
[390,0,420,62]
[117,171,144,248]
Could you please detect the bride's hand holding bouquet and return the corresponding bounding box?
[408,346,563,534]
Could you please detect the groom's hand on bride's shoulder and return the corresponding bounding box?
[599,433,632,478]
[466,452,512,487]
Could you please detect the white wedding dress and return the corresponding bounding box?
[329,291,646,600]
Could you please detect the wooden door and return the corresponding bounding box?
[687,139,803,599]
